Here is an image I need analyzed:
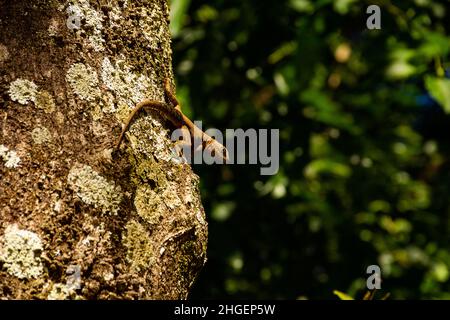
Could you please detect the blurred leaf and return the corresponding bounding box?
[301,89,359,133]
[176,84,193,118]
[170,0,191,37]
[304,159,351,179]
[196,5,219,23]
[368,200,391,213]
[425,75,450,113]
[268,42,297,64]
[417,32,450,58]
[397,181,430,212]
[274,72,290,96]
[217,183,235,196]
[431,262,449,282]
[333,0,358,14]
[211,202,236,222]
[381,293,391,300]
[362,290,374,300]
[386,60,417,80]
[289,0,314,13]
[333,290,354,300]
[173,0,450,300]
[380,216,412,234]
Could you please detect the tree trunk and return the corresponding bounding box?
[0,0,207,299]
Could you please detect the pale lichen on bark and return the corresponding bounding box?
[0,224,44,279]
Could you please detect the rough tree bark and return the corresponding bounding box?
[0,0,207,299]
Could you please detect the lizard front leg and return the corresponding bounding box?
[172,124,192,163]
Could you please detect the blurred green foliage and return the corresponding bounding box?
[170,0,450,299]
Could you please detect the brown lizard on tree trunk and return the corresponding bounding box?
[115,79,229,162]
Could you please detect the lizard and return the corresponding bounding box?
[115,79,229,162]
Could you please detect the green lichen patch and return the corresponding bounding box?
[0,224,44,279]
[134,185,164,225]
[35,90,56,113]
[122,220,154,273]
[31,126,52,145]
[8,79,38,105]
[66,63,101,102]
[67,164,123,215]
